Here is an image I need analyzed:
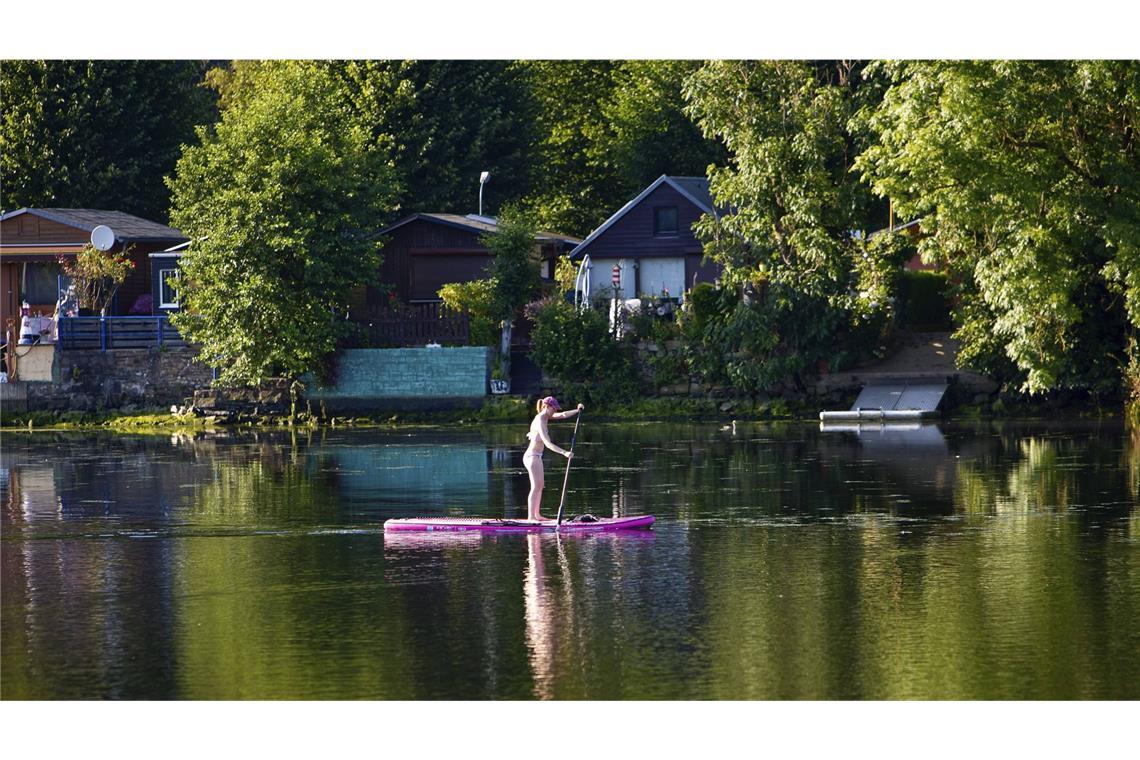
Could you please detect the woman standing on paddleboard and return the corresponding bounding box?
[523,396,584,521]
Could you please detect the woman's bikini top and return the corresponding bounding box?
[525,416,545,453]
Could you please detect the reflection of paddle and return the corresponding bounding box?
[555,411,583,530]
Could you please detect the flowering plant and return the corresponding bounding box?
[58,244,135,314]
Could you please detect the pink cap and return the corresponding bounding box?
[541,396,561,410]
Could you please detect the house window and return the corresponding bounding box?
[22,262,62,304]
[159,269,180,308]
[654,206,679,236]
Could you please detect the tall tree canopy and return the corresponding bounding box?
[601,60,726,194]
[521,60,725,237]
[682,60,898,391]
[857,61,1140,395]
[521,60,623,237]
[208,60,534,220]
[167,61,398,384]
[336,60,535,217]
[1,60,216,222]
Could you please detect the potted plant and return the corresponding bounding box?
[490,355,510,394]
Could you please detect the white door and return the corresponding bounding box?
[638,258,685,299]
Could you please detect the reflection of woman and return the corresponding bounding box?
[524,533,555,699]
[523,397,583,522]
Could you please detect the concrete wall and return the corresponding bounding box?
[10,344,55,382]
[306,347,491,411]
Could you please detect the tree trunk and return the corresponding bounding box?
[500,319,513,379]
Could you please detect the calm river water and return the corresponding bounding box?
[1,420,1137,700]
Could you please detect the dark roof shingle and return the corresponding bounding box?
[0,208,186,242]
[379,212,579,245]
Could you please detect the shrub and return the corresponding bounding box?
[646,349,688,387]
[530,301,638,405]
[438,279,498,347]
[685,282,719,336]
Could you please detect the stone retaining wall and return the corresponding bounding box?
[5,347,213,412]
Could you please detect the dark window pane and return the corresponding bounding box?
[654,206,678,235]
[23,263,62,303]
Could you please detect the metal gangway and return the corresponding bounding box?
[819,378,948,423]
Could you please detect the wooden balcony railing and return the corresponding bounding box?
[57,316,185,351]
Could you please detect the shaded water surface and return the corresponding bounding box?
[2,421,1137,699]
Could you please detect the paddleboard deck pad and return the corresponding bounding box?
[384,514,655,533]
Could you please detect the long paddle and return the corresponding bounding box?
[555,409,583,529]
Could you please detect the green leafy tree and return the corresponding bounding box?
[1,60,216,222]
[856,61,1140,397]
[601,61,726,192]
[209,60,535,218]
[439,210,543,377]
[521,61,623,236]
[521,60,726,237]
[683,60,896,391]
[483,211,544,373]
[167,61,398,384]
[337,60,536,216]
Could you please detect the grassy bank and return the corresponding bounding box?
[2,390,1128,432]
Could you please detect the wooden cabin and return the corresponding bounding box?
[353,213,579,316]
[0,208,188,334]
[568,175,722,300]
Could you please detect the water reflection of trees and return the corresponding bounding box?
[690,421,1140,699]
[561,422,966,519]
[4,423,1137,699]
[183,441,340,526]
[953,423,1135,517]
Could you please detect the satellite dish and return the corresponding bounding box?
[91,225,115,251]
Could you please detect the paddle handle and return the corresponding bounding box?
[555,410,582,529]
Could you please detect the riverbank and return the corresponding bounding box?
[1,390,1129,431]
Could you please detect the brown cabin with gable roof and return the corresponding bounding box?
[0,208,188,336]
[351,213,579,317]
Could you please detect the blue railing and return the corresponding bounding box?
[57,316,185,351]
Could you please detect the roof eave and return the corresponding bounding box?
[571,175,719,260]
[376,213,495,238]
[570,175,673,259]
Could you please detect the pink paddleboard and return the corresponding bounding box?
[383,514,655,533]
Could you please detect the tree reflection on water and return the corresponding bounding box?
[1,421,1136,699]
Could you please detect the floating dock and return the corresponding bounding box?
[820,379,948,422]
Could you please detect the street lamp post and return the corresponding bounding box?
[479,171,491,217]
